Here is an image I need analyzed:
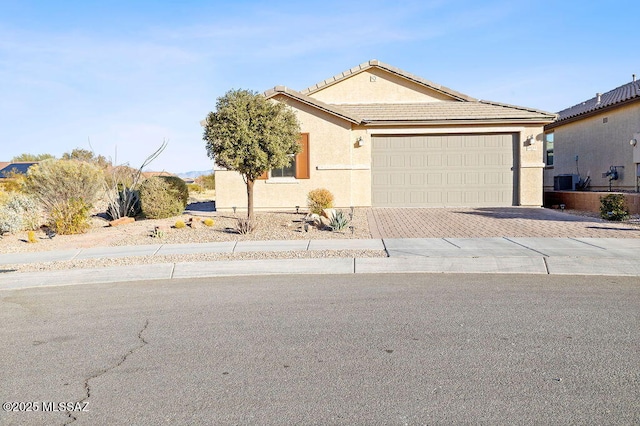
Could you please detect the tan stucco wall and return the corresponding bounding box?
[214,97,371,211]
[310,68,454,104]
[543,102,640,191]
[215,120,548,210]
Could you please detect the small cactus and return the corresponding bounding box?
[174,220,186,229]
[27,230,38,243]
[203,218,215,227]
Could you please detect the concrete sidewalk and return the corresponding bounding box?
[1,237,639,290]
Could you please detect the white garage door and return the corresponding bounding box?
[371,134,518,207]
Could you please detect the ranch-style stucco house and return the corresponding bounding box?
[543,76,640,192]
[213,60,556,211]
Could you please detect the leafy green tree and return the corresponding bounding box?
[11,153,55,162]
[62,148,111,169]
[202,89,301,221]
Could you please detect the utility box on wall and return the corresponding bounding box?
[554,174,580,191]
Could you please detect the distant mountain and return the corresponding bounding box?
[177,170,213,179]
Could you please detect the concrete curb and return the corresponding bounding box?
[1,237,639,291]
[1,254,640,291]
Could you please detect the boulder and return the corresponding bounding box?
[319,216,331,229]
[321,208,337,220]
[109,217,135,227]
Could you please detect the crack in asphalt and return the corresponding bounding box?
[63,319,149,425]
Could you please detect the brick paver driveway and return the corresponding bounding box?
[367,207,640,238]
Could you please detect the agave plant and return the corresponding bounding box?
[329,210,349,231]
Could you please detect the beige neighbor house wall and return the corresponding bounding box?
[543,98,640,191]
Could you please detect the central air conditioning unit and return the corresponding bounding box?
[553,174,580,191]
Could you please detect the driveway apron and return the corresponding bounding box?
[367,207,640,239]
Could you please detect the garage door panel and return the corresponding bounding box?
[410,173,424,186]
[410,156,424,167]
[447,155,462,166]
[427,173,442,185]
[372,134,517,207]
[427,155,442,166]
[390,174,405,186]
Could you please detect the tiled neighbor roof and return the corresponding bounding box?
[266,60,556,124]
[554,78,640,123]
[0,162,38,177]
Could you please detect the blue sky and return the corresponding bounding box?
[2,0,638,173]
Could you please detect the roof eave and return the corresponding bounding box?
[546,96,640,130]
[265,86,363,124]
[363,118,557,126]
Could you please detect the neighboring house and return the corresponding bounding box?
[0,162,38,178]
[543,76,640,192]
[141,171,177,179]
[214,60,556,210]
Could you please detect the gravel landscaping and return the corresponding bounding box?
[0,206,386,272]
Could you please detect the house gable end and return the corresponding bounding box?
[302,60,476,105]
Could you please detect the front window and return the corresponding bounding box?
[271,155,296,178]
[545,132,554,166]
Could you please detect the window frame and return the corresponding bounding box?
[544,131,554,167]
[259,133,310,180]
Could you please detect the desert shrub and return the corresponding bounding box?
[0,169,26,192]
[236,217,256,234]
[0,193,42,234]
[187,183,204,194]
[139,177,185,219]
[159,176,189,208]
[0,207,21,234]
[50,198,91,235]
[203,218,215,227]
[106,188,141,220]
[600,194,629,221]
[307,188,334,215]
[328,210,349,231]
[104,165,142,219]
[196,174,215,190]
[23,159,103,234]
[174,220,186,229]
[27,230,37,243]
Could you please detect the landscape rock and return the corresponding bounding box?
[322,208,337,220]
[109,217,135,227]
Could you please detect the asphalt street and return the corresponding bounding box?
[1,273,638,425]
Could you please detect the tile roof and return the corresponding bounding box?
[300,59,476,102]
[0,162,38,177]
[339,101,555,123]
[264,86,363,124]
[556,79,640,122]
[265,60,555,125]
[141,171,177,178]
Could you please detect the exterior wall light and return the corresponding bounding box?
[630,138,638,147]
[356,136,364,147]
